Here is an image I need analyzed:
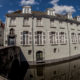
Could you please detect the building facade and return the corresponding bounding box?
[0,20,4,46]
[4,6,80,65]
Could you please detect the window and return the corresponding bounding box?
[23,18,29,26]
[37,66,44,76]
[35,31,45,45]
[50,32,58,45]
[71,33,77,43]
[10,28,15,35]
[78,33,80,43]
[8,28,16,46]
[59,32,67,44]
[28,50,32,55]
[37,19,42,26]
[50,21,54,27]
[22,7,31,14]
[10,18,16,26]
[21,31,32,45]
[54,48,57,53]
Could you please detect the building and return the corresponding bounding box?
[4,6,80,65]
[0,20,4,46]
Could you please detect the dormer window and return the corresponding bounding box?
[77,16,80,21]
[67,12,73,19]
[22,6,31,14]
[47,8,55,16]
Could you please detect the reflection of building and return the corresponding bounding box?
[0,20,4,46]
[24,59,80,80]
[4,6,80,65]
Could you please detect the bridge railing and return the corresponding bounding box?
[0,46,21,77]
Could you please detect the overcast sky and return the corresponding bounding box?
[0,0,80,22]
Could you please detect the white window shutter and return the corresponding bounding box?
[29,32,32,45]
[35,32,37,45]
[55,32,57,44]
[21,32,23,45]
[65,33,67,44]
[43,32,45,45]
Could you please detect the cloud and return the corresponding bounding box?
[0,5,3,7]
[54,5,75,14]
[50,0,59,6]
[50,0,76,14]
[8,10,14,13]
[20,0,38,6]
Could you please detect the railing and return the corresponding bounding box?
[0,46,29,80]
[0,46,20,77]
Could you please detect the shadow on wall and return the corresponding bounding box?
[8,48,29,80]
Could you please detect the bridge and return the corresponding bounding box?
[0,46,29,80]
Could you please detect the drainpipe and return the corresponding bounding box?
[67,21,71,80]
[32,16,34,64]
[67,21,71,57]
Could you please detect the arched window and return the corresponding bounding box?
[35,31,45,45]
[10,28,15,35]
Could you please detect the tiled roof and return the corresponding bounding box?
[6,10,80,24]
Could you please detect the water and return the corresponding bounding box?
[24,59,80,80]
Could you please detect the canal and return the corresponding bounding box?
[24,58,80,80]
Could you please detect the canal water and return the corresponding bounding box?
[24,59,80,80]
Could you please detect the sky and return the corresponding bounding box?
[0,0,80,23]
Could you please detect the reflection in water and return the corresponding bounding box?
[24,59,80,80]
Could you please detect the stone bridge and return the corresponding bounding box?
[0,46,29,80]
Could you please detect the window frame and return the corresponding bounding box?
[21,31,32,46]
[23,18,30,27]
[10,17,16,27]
[50,31,58,45]
[35,31,45,46]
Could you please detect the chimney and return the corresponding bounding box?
[77,16,80,21]
[22,6,31,14]
[47,8,55,16]
[67,12,73,19]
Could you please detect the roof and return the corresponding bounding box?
[6,10,80,24]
